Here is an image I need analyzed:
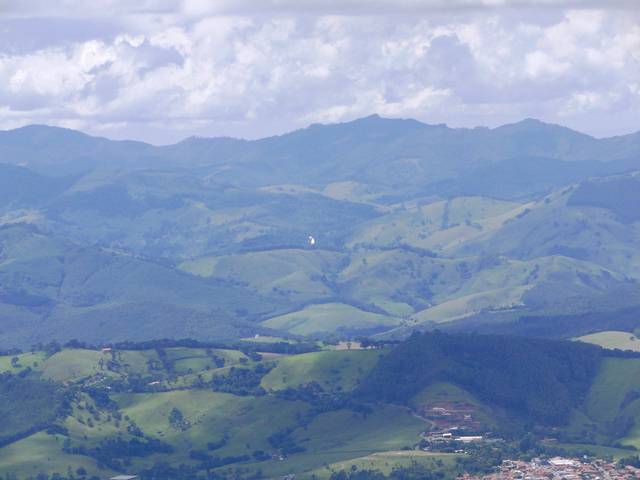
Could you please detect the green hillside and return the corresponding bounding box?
[0,343,429,479]
[566,357,640,447]
[0,120,639,347]
[347,197,521,252]
[452,183,640,280]
[1,334,640,479]
[0,225,279,348]
[180,249,345,304]
[261,303,400,336]
[261,349,384,392]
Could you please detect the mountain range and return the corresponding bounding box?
[0,116,639,347]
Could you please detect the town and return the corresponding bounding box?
[459,457,640,480]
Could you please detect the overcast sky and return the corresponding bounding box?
[0,1,638,144]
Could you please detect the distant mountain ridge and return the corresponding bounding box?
[2,116,639,183]
[0,116,639,347]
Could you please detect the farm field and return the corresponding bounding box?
[2,334,640,479]
[261,302,400,336]
[0,342,430,479]
[300,451,462,479]
[576,331,640,352]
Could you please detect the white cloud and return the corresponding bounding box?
[0,3,638,142]
[560,91,622,115]
[2,1,639,17]
[524,50,571,77]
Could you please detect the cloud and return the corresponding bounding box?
[1,1,639,18]
[181,0,640,15]
[0,4,638,142]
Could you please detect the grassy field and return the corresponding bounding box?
[582,358,640,423]
[346,197,520,251]
[0,351,46,373]
[301,451,461,479]
[565,357,640,446]
[246,405,427,478]
[576,331,640,352]
[40,349,108,382]
[162,347,248,374]
[410,382,484,411]
[4,343,640,479]
[293,406,424,453]
[261,349,385,392]
[241,335,297,344]
[261,303,399,336]
[179,248,344,304]
[0,432,112,478]
[0,346,412,479]
[410,286,528,325]
[114,390,310,465]
[555,443,635,460]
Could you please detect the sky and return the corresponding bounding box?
[0,1,638,144]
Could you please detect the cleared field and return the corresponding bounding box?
[63,395,127,448]
[113,349,160,375]
[346,197,520,252]
[179,249,344,303]
[250,405,426,477]
[583,358,640,423]
[163,347,248,374]
[566,357,640,447]
[114,390,309,461]
[293,406,424,453]
[410,286,528,325]
[261,349,385,392]
[555,443,634,460]
[409,382,500,431]
[261,302,399,336]
[0,432,111,478]
[410,382,483,410]
[576,331,640,352]
[301,451,461,479]
[6,344,640,479]
[241,335,296,343]
[0,351,46,373]
[40,349,107,382]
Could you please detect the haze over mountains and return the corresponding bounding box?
[1,115,639,347]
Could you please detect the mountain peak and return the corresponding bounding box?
[495,118,594,140]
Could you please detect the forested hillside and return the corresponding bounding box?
[0,117,639,346]
[358,332,602,424]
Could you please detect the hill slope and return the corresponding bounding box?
[0,225,278,347]
[1,334,640,479]
[0,118,639,343]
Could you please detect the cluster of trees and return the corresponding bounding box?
[266,382,375,457]
[168,407,191,431]
[267,426,306,455]
[136,455,269,480]
[358,331,603,425]
[102,338,319,355]
[0,373,72,447]
[0,473,100,480]
[63,437,173,471]
[210,363,274,396]
[25,337,319,358]
[327,463,448,480]
[619,455,640,468]
[276,381,373,419]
